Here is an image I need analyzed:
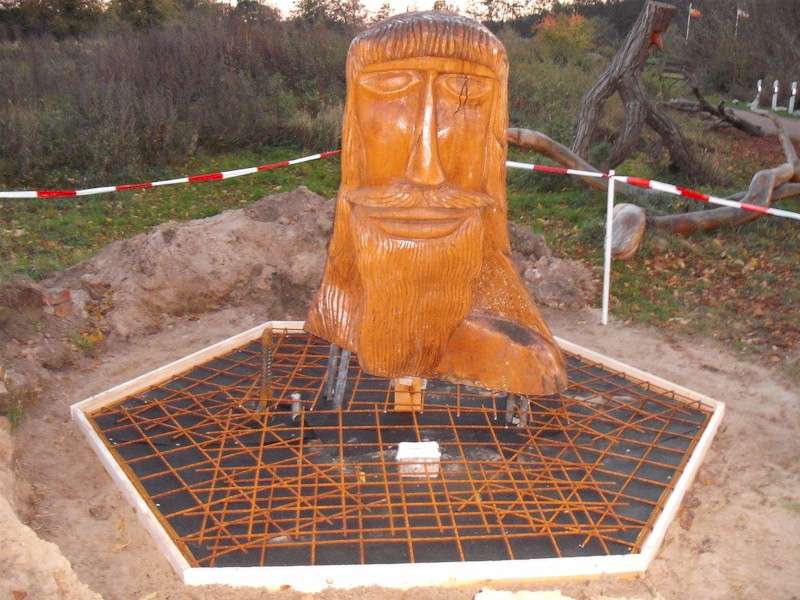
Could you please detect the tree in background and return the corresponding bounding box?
[371,1,390,22]
[291,0,331,23]
[1,0,103,36]
[110,0,181,28]
[329,0,365,26]
[232,0,280,24]
[432,0,457,12]
[533,13,595,65]
[467,0,534,24]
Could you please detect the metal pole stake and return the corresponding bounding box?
[259,326,273,412]
[602,171,616,326]
[332,350,351,410]
[324,344,340,401]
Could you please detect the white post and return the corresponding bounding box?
[685,3,692,41]
[790,82,798,114]
[733,11,740,86]
[772,80,780,110]
[751,79,763,110]
[601,171,616,326]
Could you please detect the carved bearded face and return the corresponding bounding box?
[306,12,567,395]
[343,54,500,373]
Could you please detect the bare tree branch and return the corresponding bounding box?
[508,127,660,201]
[648,183,800,232]
[508,127,606,192]
[664,87,766,137]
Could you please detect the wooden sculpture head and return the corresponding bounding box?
[306,11,568,395]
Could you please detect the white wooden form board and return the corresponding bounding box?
[71,321,725,593]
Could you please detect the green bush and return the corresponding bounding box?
[501,27,603,146]
[0,14,613,187]
[0,15,350,186]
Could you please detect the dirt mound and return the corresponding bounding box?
[49,186,332,338]
[0,493,103,600]
[0,417,102,600]
[0,418,12,499]
[32,188,592,339]
[508,223,595,309]
[0,188,594,422]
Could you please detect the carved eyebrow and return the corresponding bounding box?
[439,74,492,94]
[361,57,496,79]
[438,73,493,112]
[357,71,421,95]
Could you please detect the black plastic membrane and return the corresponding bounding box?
[89,330,712,568]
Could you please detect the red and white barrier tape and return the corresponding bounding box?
[506,159,799,325]
[0,151,340,199]
[506,160,800,222]
[614,176,800,222]
[1,150,797,223]
[506,160,608,180]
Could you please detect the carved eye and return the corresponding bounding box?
[358,71,420,96]
[439,74,493,102]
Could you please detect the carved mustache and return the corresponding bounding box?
[343,183,491,209]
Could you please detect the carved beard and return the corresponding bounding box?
[342,193,486,376]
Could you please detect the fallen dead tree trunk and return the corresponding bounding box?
[666,98,702,113]
[665,88,765,137]
[508,127,606,192]
[649,112,799,233]
[509,126,664,204]
[507,113,800,256]
[507,127,665,205]
[648,182,800,233]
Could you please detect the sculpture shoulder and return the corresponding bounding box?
[436,312,567,396]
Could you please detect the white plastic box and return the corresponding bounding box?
[396,441,441,478]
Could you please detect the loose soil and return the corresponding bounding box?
[9,305,799,600]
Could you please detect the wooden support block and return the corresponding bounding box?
[393,376,425,412]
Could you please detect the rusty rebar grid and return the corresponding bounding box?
[89,329,713,568]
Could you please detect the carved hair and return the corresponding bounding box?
[348,11,507,75]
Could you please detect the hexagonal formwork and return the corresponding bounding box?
[71,321,723,592]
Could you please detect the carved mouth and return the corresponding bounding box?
[359,207,473,240]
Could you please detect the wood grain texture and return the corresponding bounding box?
[306,12,567,395]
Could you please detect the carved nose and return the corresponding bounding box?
[406,76,445,186]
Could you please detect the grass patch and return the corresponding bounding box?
[781,498,800,515]
[69,329,105,357]
[6,401,25,429]
[0,146,341,281]
[1,384,37,430]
